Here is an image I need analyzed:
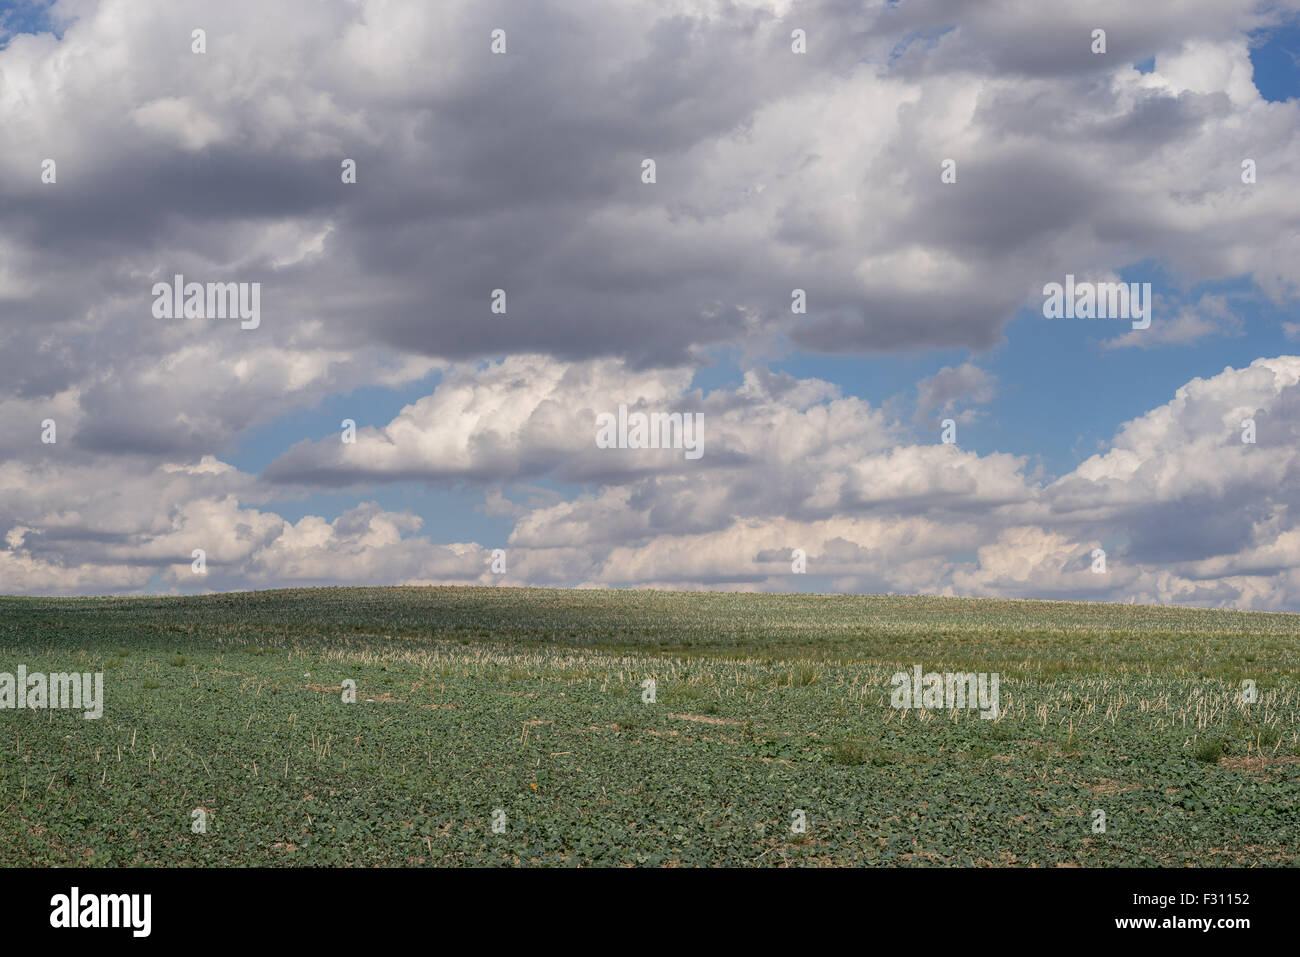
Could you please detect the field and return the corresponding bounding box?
[1,587,1298,866]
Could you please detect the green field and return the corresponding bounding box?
[1,587,1297,866]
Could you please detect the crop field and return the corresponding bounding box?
[1,586,1298,867]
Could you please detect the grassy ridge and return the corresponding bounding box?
[0,587,1297,866]
[5,586,1300,671]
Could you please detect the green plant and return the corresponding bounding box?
[1194,737,1227,763]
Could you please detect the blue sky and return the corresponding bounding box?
[0,0,58,46]
[2,0,1299,606]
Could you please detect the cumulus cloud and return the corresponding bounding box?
[914,362,998,427]
[4,1,1299,445]
[1104,293,1242,350]
[4,353,1299,608]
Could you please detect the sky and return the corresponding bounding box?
[1,0,1299,607]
